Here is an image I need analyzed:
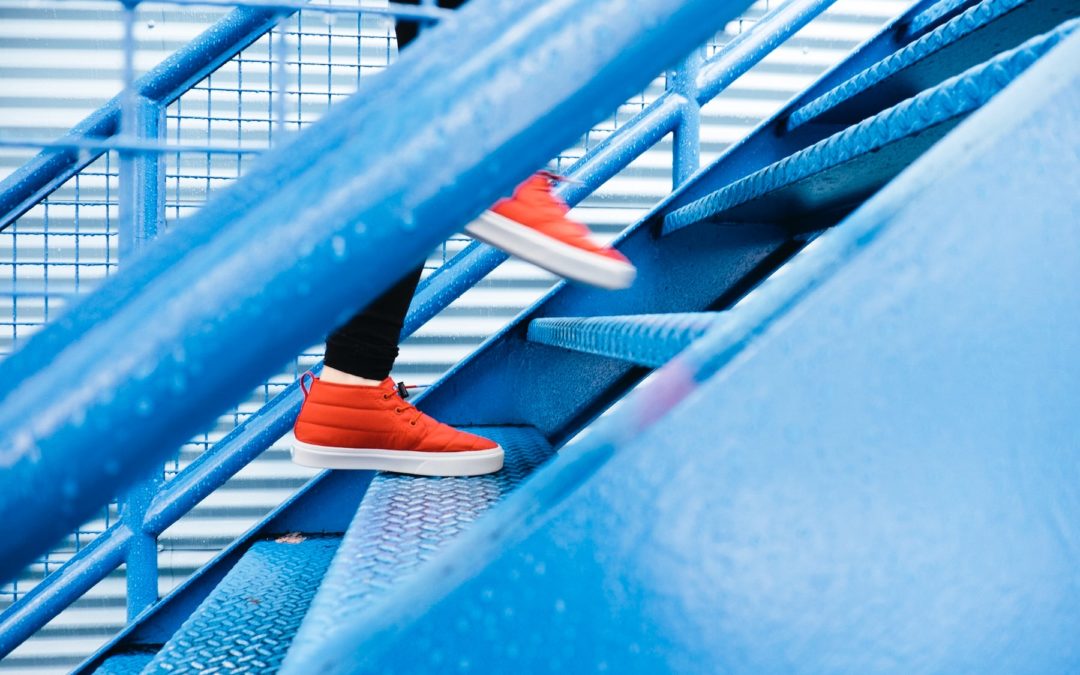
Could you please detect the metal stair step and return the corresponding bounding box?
[906,0,983,37]
[527,313,722,368]
[282,426,556,670]
[786,0,1077,130]
[662,20,1076,235]
[138,536,341,674]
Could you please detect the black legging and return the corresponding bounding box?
[324,0,469,380]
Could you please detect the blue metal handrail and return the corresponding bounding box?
[0,0,838,658]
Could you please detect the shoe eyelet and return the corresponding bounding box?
[395,407,403,414]
[382,393,392,400]
[409,421,417,426]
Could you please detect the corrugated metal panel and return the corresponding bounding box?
[0,0,913,671]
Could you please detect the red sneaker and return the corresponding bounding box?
[465,172,637,290]
[291,376,503,476]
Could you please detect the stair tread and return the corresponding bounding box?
[282,426,556,669]
[906,0,982,36]
[141,536,340,674]
[527,313,722,368]
[663,20,1075,234]
[787,0,1076,130]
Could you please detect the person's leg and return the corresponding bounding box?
[322,265,423,384]
[320,0,469,386]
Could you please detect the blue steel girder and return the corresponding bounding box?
[303,29,1080,674]
[0,0,756,586]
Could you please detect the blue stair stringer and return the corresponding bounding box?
[139,537,340,673]
[663,18,1078,233]
[286,28,1080,672]
[786,0,1078,129]
[283,427,554,667]
[526,313,722,368]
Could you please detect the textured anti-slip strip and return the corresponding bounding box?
[281,426,555,671]
[141,537,340,674]
[527,313,723,368]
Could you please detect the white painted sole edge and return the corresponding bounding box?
[291,439,505,476]
[465,210,636,290]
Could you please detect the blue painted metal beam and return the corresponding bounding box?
[663,21,1077,235]
[527,313,722,368]
[299,31,1080,673]
[0,0,752,585]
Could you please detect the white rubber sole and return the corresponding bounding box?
[465,210,636,290]
[291,439,504,477]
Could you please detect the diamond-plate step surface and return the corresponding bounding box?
[663,20,1077,235]
[787,0,1077,129]
[527,313,722,368]
[281,426,555,670]
[142,536,341,674]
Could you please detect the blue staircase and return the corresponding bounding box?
[1,0,1078,671]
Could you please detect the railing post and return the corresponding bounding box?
[117,3,166,616]
[118,96,165,259]
[122,467,163,619]
[118,93,166,618]
[669,47,704,187]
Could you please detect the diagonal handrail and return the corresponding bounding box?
[0,0,839,655]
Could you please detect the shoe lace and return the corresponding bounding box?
[383,381,426,426]
[537,169,584,186]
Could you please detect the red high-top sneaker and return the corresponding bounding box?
[291,375,503,476]
[465,172,636,290]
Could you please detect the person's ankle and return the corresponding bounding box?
[319,366,383,387]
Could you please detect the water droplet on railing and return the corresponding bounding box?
[331,235,347,260]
